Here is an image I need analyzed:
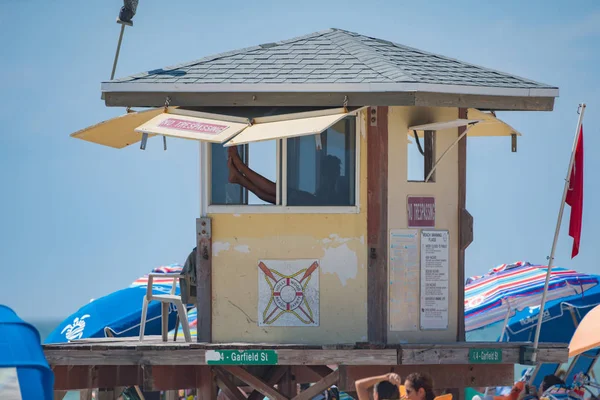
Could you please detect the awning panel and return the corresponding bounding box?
[135,113,248,144]
[224,112,348,147]
[70,108,163,149]
[409,108,522,137]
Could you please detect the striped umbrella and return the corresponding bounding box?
[465,261,599,332]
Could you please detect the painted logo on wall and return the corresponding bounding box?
[258,260,320,327]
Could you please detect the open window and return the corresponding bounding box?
[407,109,522,183]
[207,114,358,209]
[407,129,436,182]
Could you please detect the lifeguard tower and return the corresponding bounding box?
[45,29,568,399]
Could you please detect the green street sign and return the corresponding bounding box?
[205,349,278,365]
[469,348,502,363]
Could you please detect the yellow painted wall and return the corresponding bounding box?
[208,112,369,344]
[207,107,461,344]
[387,106,460,343]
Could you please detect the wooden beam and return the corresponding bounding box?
[292,370,339,400]
[223,366,287,400]
[424,130,435,182]
[457,107,468,342]
[279,367,296,398]
[247,367,287,400]
[196,366,216,400]
[196,217,212,342]
[340,365,514,391]
[103,91,555,111]
[214,368,248,400]
[367,106,389,344]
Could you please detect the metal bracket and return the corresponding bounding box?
[369,107,377,126]
[511,133,517,153]
[163,136,167,151]
[520,345,536,365]
[140,132,148,150]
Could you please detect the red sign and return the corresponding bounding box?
[407,196,435,228]
[158,118,228,135]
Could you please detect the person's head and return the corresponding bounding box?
[319,154,342,184]
[404,373,435,400]
[373,380,399,400]
[539,375,564,395]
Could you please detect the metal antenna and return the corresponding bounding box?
[110,1,139,80]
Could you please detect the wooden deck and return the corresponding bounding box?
[44,336,568,366]
[45,338,569,394]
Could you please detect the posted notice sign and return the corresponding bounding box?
[420,230,449,330]
[407,196,435,228]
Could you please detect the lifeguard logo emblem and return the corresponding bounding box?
[258,260,320,327]
[61,315,90,341]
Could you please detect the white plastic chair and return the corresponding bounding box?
[139,273,192,342]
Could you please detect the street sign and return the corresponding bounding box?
[469,348,502,363]
[205,349,278,365]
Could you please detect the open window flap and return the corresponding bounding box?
[409,109,522,138]
[134,112,249,144]
[223,112,349,147]
[466,108,523,137]
[409,119,482,132]
[70,108,164,149]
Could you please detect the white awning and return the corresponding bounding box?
[409,108,522,137]
[70,108,164,149]
[71,106,364,149]
[223,111,348,147]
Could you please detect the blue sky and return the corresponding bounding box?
[0,0,599,321]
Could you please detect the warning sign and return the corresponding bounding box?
[407,196,435,228]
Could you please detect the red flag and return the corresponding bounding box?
[565,125,584,258]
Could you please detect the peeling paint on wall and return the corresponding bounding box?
[213,241,231,256]
[320,242,358,286]
[234,245,250,253]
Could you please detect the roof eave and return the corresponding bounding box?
[101,82,558,111]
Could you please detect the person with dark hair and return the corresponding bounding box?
[355,372,401,400]
[539,374,565,394]
[404,373,436,400]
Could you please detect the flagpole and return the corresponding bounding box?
[531,103,586,363]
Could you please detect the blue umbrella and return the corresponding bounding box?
[45,265,186,344]
[502,280,600,343]
[0,305,54,400]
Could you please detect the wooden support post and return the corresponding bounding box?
[292,370,339,400]
[196,217,212,343]
[367,106,389,345]
[215,368,247,400]
[196,366,216,400]
[247,367,287,400]
[223,366,287,400]
[424,130,436,182]
[279,367,296,398]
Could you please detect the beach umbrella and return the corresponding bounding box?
[0,305,54,400]
[502,282,600,343]
[45,265,187,344]
[465,261,599,333]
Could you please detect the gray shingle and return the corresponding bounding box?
[107,28,555,90]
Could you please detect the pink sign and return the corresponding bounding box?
[158,118,229,135]
[407,196,435,228]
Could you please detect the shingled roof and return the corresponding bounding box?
[101,28,558,110]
